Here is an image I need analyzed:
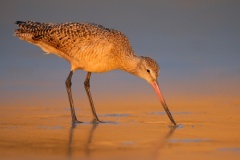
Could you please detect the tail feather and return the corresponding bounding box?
[15,21,25,25]
[14,20,49,41]
[15,21,44,31]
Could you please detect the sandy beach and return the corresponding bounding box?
[1,102,239,160]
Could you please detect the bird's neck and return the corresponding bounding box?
[119,55,142,76]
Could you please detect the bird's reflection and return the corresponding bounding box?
[67,123,99,158]
[67,122,177,159]
[152,126,177,160]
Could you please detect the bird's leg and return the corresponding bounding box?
[84,72,103,123]
[65,70,82,124]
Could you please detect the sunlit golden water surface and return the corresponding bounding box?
[0,103,240,160]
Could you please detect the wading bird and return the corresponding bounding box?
[14,21,176,125]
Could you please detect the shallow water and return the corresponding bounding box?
[0,105,240,160]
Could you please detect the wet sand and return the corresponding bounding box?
[0,103,240,160]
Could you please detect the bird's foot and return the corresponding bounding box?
[72,119,83,124]
[91,118,105,124]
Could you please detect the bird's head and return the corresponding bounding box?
[135,56,160,83]
[135,56,177,126]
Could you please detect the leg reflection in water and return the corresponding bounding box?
[67,123,99,157]
[67,123,177,159]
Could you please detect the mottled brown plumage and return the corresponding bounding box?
[15,21,176,125]
[15,21,134,72]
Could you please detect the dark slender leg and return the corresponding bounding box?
[84,72,103,123]
[65,70,82,123]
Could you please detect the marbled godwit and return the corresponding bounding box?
[14,21,177,125]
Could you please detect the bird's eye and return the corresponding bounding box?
[146,69,150,73]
